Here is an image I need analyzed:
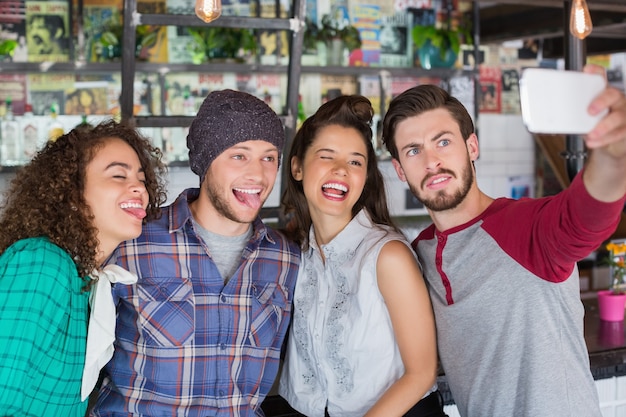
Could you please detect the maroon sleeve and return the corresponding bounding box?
[482,170,625,283]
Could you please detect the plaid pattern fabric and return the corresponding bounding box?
[93,189,300,417]
[0,237,89,417]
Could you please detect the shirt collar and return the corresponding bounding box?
[307,209,372,260]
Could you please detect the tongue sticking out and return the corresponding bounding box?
[124,207,147,219]
[234,189,262,209]
[323,188,345,197]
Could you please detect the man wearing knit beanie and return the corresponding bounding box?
[92,89,301,416]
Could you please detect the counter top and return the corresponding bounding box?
[583,297,626,379]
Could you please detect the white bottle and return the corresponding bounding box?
[1,98,22,166]
[21,103,41,162]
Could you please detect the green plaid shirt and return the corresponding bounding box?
[0,237,89,416]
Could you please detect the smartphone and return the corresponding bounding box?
[519,68,607,134]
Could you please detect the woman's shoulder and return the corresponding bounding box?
[4,237,71,259]
[1,237,78,290]
[369,224,410,246]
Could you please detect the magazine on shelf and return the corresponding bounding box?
[378,12,412,67]
[25,0,70,63]
[82,0,122,62]
[500,67,521,114]
[479,66,502,114]
[252,0,290,65]
[166,26,195,64]
[391,75,441,98]
[0,73,26,115]
[235,73,284,114]
[28,73,74,115]
[348,1,381,66]
[64,81,109,115]
[449,74,475,121]
[0,0,27,62]
[358,74,382,115]
[222,0,251,16]
[137,0,168,63]
[165,0,193,14]
[320,74,357,103]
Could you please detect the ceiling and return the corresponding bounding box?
[476,0,626,58]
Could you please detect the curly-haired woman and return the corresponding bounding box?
[0,120,167,416]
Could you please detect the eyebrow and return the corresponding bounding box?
[105,161,145,173]
[399,130,454,153]
[230,144,279,153]
[316,147,366,159]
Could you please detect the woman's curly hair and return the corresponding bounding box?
[0,119,168,285]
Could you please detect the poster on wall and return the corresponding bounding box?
[479,66,501,114]
[500,68,520,114]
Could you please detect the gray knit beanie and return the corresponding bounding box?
[187,89,285,181]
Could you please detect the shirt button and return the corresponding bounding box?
[221,295,226,303]
[219,389,225,396]
[220,343,226,350]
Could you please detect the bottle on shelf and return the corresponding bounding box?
[76,114,93,132]
[47,103,64,142]
[21,103,41,162]
[297,94,306,129]
[183,86,195,116]
[1,97,23,166]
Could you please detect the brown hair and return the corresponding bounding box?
[0,119,168,286]
[281,95,398,249]
[382,84,475,160]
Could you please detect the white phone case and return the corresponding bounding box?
[519,68,607,134]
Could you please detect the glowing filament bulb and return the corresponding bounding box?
[195,0,221,23]
[569,0,592,40]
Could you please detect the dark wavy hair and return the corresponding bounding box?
[0,119,168,286]
[281,95,398,249]
[382,84,475,160]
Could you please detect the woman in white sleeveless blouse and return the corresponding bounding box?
[279,95,447,417]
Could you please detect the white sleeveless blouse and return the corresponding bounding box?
[279,210,437,417]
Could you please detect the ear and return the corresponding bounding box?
[466,133,480,162]
[391,158,407,182]
[291,156,303,181]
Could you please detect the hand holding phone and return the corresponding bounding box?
[519,68,607,134]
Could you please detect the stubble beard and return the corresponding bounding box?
[409,158,474,212]
[204,178,264,225]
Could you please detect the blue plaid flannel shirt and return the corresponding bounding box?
[92,189,300,417]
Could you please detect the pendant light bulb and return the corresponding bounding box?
[569,0,592,40]
[195,0,221,23]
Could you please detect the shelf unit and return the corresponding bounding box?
[0,0,480,219]
[119,0,306,148]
